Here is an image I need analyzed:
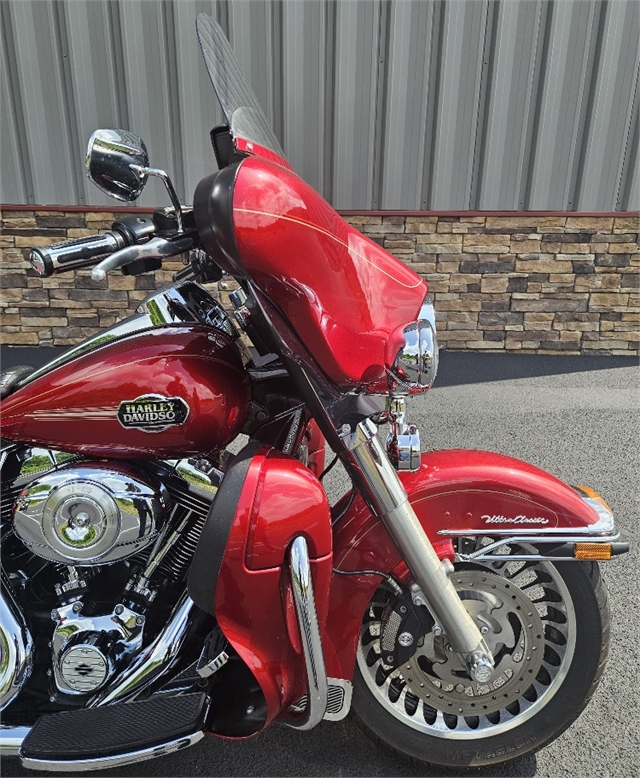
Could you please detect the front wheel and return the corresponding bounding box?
[352,557,610,769]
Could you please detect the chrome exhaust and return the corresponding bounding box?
[89,592,196,706]
[1,572,33,712]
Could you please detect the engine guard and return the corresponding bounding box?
[323,448,627,684]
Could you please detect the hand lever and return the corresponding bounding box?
[91,236,194,281]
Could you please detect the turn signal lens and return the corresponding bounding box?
[574,543,612,560]
[574,485,612,513]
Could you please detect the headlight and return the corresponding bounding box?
[389,295,439,394]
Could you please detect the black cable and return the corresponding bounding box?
[331,487,355,524]
[319,454,339,481]
[332,567,403,595]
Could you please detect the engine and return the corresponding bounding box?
[13,461,167,565]
[1,446,222,706]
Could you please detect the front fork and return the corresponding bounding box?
[341,417,494,682]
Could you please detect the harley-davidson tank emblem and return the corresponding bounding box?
[117,395,190,433]
[482,514,549,525]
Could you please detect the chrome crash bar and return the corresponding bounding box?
[286,536,328,730]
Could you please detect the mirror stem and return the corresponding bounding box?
[146,168,184,232]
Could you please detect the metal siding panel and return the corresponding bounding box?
[478,1,545,209]
[1,5,29,203]
[380,0,435,210]
[577,0,640,210]
[117,1,177,209]
[2,0,638,212]
[431,0,490,209]
[282,0,327,193]
[528,1,601,209]
[8,0,78,205]
[59,1,120,207]
[1,68,24,204]
[332,0,381,209]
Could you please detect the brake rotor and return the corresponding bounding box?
[402,570,545,717]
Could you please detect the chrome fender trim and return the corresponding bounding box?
[285,536,328,730]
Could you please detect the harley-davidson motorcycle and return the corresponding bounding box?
[0,14,628,772]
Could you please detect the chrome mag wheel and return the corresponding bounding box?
[356,553,576,740]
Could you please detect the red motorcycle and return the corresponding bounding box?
[0,14,627,771]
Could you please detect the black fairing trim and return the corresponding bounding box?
[193,162,244,277]
[187,441,263,615]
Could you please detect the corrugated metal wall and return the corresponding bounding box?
[1,0,638,211]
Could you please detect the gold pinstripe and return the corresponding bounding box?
[235,208,424,290]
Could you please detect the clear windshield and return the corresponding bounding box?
[196,13,286,161]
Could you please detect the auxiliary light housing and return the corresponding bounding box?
[388,295,439,395]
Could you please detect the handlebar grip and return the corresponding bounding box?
[29,231,127,277]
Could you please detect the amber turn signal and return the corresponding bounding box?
[574,543,613,560]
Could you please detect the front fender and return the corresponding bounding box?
[324,448,606,682]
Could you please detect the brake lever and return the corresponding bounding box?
[90,236,195,282]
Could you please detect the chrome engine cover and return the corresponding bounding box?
[13,462,167,565]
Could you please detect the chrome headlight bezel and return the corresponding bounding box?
[388,294,439,395]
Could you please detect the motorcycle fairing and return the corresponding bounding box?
[323,448,612,683]
[194,155,428,392]
[188,443,333,733]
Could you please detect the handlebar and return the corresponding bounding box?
[30,231,127,277]
[29,213,196,280]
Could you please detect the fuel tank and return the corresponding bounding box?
[1,285,250,458]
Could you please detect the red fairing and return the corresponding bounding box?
[0,326,250,458]
[324,448,604,682]
[232,156,428,389]
[214,447,333,732]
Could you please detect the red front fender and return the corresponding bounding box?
[323,448,604,682]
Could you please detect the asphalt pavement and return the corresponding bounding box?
[1,347,638,778]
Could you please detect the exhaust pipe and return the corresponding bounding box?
[1,572,33,712]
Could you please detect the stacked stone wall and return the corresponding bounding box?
[1,208,638,354]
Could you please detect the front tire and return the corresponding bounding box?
[352,559,610,769]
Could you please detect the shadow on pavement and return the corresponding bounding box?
[435,351,638,387]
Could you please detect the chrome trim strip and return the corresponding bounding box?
[286,536,328,730]
[20,732,204,772]
[0,726,31,756]
[454,532,620,563]
[439,528,621,538]
[89,593,196,706]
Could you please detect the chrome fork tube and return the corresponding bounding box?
[343,420,492,664]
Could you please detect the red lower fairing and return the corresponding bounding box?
[212,446,334,733]
[324,448,606,682]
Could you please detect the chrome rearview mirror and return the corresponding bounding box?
[86,129,149,202]
[86,129,183,230]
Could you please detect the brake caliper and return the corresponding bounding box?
[379,588,434,668]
